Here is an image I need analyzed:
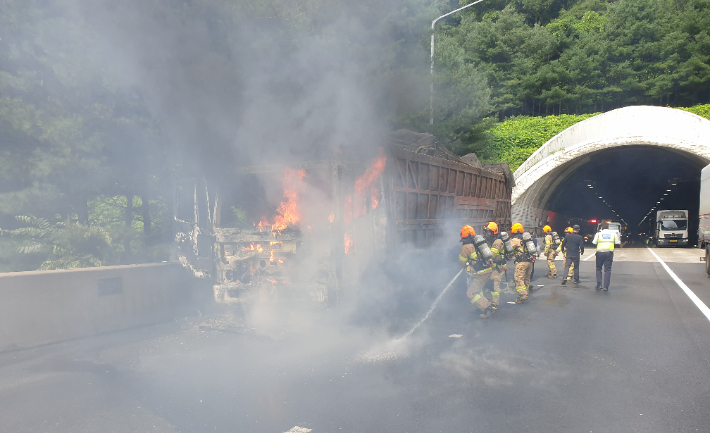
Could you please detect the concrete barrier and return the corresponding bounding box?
[0,263,193,352]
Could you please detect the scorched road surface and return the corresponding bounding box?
[1,247,710,433]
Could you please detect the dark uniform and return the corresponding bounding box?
[561,229,584,284]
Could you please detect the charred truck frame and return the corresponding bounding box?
[175,131,513,305]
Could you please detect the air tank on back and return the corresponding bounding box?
[499,231,515,259]
[522,232,538,259]
[473,234,494,266]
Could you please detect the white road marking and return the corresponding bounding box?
[647,247,710,322]
[583,252,596,261]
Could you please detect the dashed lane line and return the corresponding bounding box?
[647,247,710,322]
[583,252,596,261]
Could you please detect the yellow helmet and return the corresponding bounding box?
[484,221,499,235]
[543,225,552,233]
[511,223,524,234]
[565,226,573,234]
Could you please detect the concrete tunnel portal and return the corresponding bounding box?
[511,106,710,240]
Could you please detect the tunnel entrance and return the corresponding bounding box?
[511,106,710,240]
[538,146,703,244]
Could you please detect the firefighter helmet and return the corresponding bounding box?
[460,225,476,239]
[511,223,524,233]
[565,226,573,233]
[543,225,552,233]
[484,221,499,235]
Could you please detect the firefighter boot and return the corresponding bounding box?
[515,286,529,303]
[490,291,500,308]
[480,305,497,319]
[471,292,491,314]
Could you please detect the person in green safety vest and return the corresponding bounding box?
[592,221,621,291]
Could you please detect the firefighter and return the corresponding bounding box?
[543,225,557,278]
[458,225,497,318]
[510,223,534,303]
[482,221,507,308]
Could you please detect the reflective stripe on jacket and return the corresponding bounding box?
[489,238,506,264]
[459,243,493,273]
[593,229,620,251]
[544,234,553,252]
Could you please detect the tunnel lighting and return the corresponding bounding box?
[663,193,668,196]
[671,183,677,185]
[667,189,671,192]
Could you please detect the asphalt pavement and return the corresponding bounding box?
[2,246,710,433]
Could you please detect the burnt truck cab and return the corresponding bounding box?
[175,130,513,305]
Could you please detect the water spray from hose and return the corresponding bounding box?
[356,269,463,363]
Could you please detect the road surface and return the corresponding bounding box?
[1,247,710,433]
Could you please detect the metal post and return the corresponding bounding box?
[430,0,486,125]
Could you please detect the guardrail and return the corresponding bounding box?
[0,263,193,352]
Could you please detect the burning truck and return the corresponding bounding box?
[175,130,514,306]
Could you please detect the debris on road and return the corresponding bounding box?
[184,313,256,335]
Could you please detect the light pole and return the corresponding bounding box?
[430,0,486,125]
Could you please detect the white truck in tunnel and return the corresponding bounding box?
[655,210,689,247]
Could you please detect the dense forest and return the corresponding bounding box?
[428,0,710,156]
[1,0,709,271]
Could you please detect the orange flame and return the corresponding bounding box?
[257,218,269,233]
[256,168,307,235]
[271,168,306,234]
[371,186,380,210]
[344,150,386,224]
[344,232,353,254]
[243,243,265,252]
[356,149,386,214]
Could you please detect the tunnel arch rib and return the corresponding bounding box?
[511,106,710,229]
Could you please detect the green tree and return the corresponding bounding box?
[1,215,120,270]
